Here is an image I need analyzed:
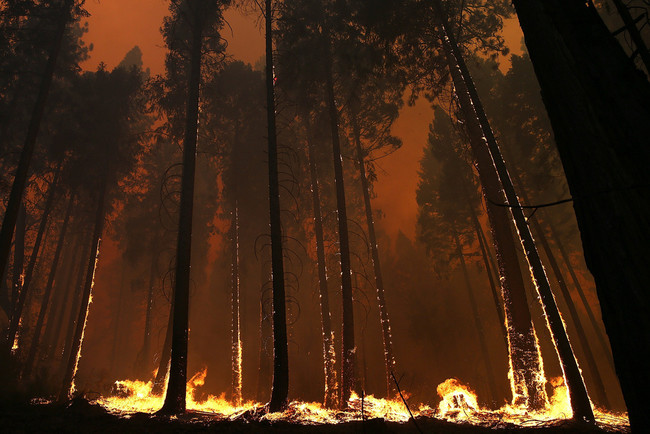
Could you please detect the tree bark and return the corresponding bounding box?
[255,253,272,403]
[0,1,71,296]
[159,13,204,415]
[266,0,290,412]
[351,116,396,398]
[511,1,650,428]
[59,176,108,402]
[305,127,337,407]
[436,19,548,411]
[23,192,74,379]
[11,205,26,311]
[135,245,158,378]
[152,299,173,396]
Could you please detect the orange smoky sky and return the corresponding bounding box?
[81,3,525,242]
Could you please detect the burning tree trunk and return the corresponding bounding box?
[23,192,74,379]
[305,126,337,407]
[265,0,290,412]
[152,300,173,396]
[511,2,650,427]
[437,6,594,422]
[59,176,108,402]
[452,230,499,405]
[11,205,26,313]
[159,12,204,415]
[322,27,356,409]
[351,116,396,398]
[0,1,71,300]
[230,203,242,405]
[436,24,548,412]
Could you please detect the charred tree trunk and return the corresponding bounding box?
[453,230,499,405]
[11,205,26,311]
[436,19,548,411]
[322,27,356,410]
[255,255,273,403]
[159,14,204,415]
[351,115,396,398]
[0,2,71,296]
[438,7,594,421]
[23,192,74,379]
[511,2,650,427]
[230,203,242,405]
[548,224,615,370]
[110,270,127,373]
[59,176,108,402]
[266,0,290,412]
[305,127,337,407]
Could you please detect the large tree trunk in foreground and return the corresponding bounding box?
[152,300,173,396]
[548,223,615,370]
[160,14,204,415]
[437,21,547,411]
[351,116,396,398]
[453,231,500,405]
[322,31,356,409]
[438,7,594,420]
[305,128,337,407]
[59,177,108,401]
[0,2,70,300]
[512,1,650,429]
[266,0,290,412]
[23,192,74,379]
[255,255,272,403]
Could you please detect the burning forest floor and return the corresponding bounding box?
[0,377,630,433]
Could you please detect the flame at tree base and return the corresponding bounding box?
[95,370,629,430]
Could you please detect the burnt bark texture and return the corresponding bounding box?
[437,22,547,411]
[230,204,242,405]
[160,15,203,415]
[266,0,290,413]
[512,0,650,429]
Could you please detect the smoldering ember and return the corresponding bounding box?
[0,0,648,432]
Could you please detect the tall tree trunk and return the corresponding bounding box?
[159,16,204,415]
[610,0,650,72]
[230,203,242,405]
[135,246,158,378]
[305,127,337,407]
[59,176,108,402]
[453,230,499,405]
[23,192,74,379]
[436,19,548,411]
[110,270,127,374]
[266,0,289,413]
[547,223,615,370]
[322,28,356,410]
[0,1,71,295]
[438,8,594,421]
[511,1,650,427]
[506,157,610,408]
[351,116,396,398]
[255,254,272,403]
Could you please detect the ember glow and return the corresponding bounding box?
[96,369,629,430]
